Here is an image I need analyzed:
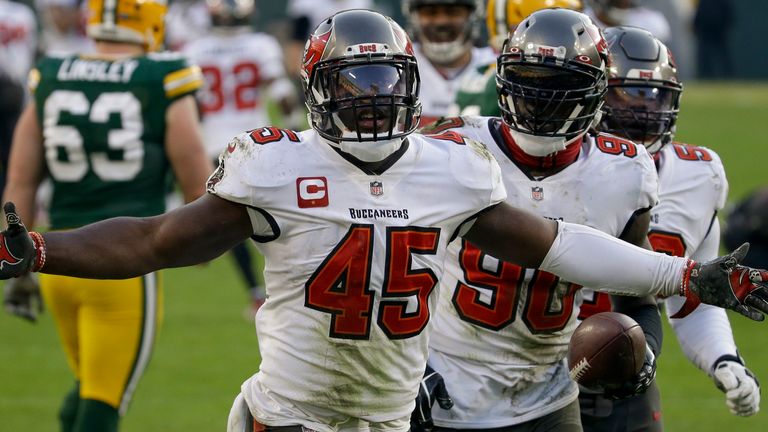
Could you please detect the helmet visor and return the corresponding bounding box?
[333,64,408,100]
[501,65,600,135]
[309,63,417,140]
[605,85,678,113]
[602,85,680,145]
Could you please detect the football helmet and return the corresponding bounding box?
[86,0,167,52]
[600,26,681,154]
[403,0,482,65]
[207,0,254,28]
[301,10,421,160]
[496,8,608,155]
[486,0,584,52]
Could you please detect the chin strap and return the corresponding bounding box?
[499,123,582,171]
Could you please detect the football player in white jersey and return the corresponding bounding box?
[415,9,661,432]
[183,0,297,314]
[2,9,768,432]
[402,0,496,125]
[579,26,761,431]
[584,0,670,43]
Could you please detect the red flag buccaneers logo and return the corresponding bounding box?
[0,237,22,269]
[301,29,332,80]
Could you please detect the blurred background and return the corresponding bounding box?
[1,0,767,431]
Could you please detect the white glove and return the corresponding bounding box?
[713,357,760,416]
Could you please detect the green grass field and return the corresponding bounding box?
[1,82,767,431]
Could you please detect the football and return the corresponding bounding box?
[568,311,646,390]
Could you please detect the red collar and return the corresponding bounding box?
[500,124,582,171]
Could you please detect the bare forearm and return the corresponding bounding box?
[464,204,557,268]
[42,216,168,278]
[39,195,251,279]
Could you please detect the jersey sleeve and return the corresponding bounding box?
[635,144,660,210]
[256,36,287,81]
[27,56,59,95]
[665,220,738,372]
[450,135,507,208]
[709,149,729,211]
[206,130,292,237]
[27,67,40,94]
[156,53,204,101]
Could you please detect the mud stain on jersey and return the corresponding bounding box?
[306,339,416,415]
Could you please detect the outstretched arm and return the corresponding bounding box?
[463,202,558,269]
[464,202,684,297]
[464,203,768,320]
[40,194,252,279]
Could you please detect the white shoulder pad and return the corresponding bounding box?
[668,143,729,211]
[704,147,729,211]
[635,143,660,209]
[207,128,307,206]
[587,133,659,210]
[434,132,505,204]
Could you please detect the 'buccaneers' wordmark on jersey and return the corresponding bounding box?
[207,127,506,424]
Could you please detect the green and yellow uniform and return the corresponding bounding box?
[454,61,501,117]
[31,53,201,228]
[30,52,202,423]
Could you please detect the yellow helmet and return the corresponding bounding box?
[486,0,583,51]
[87,0,167,52]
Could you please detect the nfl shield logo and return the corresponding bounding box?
[531,186,544,201]
[370,181,383,196]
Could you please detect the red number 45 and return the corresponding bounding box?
[305,225,440,340]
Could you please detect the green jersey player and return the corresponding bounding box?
[2,0,212,430]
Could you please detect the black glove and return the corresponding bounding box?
[410,364,454,432]
[3,273,43,322]
[603,344,657,400]
[674,243,768,321]
[0,202,38,279]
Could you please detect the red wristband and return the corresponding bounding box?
[671,259,700,319]
[28,231,46,272]
[679,259,696,296]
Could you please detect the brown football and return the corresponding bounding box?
[567,311,646,390]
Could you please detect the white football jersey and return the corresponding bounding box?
[414,45,496,125]
[651,143,738,373]
[427,117,658,428]
[585,6,670,42]
[580,142,728,317]
[0,0,37,84]
[207,128,505,426]
[650,142,727,258]
[183,31,288,158]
